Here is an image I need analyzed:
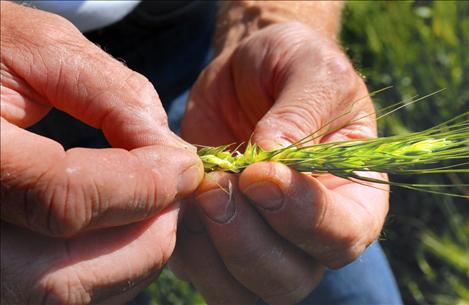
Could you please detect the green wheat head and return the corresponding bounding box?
[198,92,469,198]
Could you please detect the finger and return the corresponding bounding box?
[167,199,200,283]
[1,2,186,149]
[1,204,180,305]
[181,52,249,146]
[1,66,51,128]
[239,162,389,268]
[170,201,257,305]
[239,24,376,150]
[1,119,203,237]
[194,172,324,305]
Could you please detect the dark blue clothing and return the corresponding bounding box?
[257,242,402,305]
[30,2,403,304]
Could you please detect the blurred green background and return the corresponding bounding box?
[147,1,469,304]
[341,2,469,305]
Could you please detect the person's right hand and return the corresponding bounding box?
[171,22,388,305]
[1,2,203,304]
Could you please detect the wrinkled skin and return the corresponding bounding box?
[171,23,389,305]
[1,3,203,304]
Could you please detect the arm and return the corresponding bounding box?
[215,0,343,52]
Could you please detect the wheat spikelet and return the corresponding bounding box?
[197,97,469,197]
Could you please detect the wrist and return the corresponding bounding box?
[215,1,343,53]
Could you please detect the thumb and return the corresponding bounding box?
[252,67,365,151]
[250,33,373,151]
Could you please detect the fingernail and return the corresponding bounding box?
[243,181,284,211]
[177,164,203,196]
[196,188,235,224]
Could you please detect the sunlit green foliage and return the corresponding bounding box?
[146,269,206,305]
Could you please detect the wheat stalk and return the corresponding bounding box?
[197,95,469,198]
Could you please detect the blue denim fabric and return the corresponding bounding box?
[256,242,402,305]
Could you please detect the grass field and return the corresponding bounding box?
[147,2,469,304]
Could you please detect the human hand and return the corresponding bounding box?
[1,2,203,304]
[171,22,389,305]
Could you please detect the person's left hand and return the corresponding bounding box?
[0,3,203,304]
[170,23,389,305]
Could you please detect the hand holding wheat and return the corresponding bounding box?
[171,23,392,305]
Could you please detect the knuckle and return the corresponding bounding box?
[40,14,81,42]
[39,272,90,305]
[27,12,82,48]
[26,174,54,234]
[268,22,313,46]
[309,187,330,234]
[285,21,314,33]
[125,70,151,89]
[101,70,167,130]
[322,234,367,269]
[325,53,355,78]
[143,168,166,217]
[123,71,160,107]
[223,248,298,297]
[315,205,377,269]
[260,273,316,305]
[324,54,359,101]
[35,169,87,237]
[156,224,178,266]
[279,105,321,135]
[257,106,321,143]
